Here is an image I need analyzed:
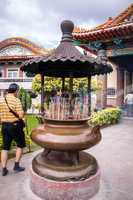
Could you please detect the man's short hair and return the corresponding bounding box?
[8,83,19,93]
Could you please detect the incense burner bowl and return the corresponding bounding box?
[31,118,101,151]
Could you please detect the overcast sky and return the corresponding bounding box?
[0,0,132,48]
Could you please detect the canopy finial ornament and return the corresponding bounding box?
[61,20,74,42]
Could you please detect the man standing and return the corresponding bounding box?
[0,83,26,176]
[124,91,133,117]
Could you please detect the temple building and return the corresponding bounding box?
[73,3,133,108]
[0,37,48,97]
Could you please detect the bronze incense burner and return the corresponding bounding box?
[31,118,101,180]
[21,20,112,193]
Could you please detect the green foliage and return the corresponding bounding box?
[24,114,39,151]
[18,87,32,112]
[32,75,102,93]
[25,114,39,133]
[89,107,122,126]
[17,89,33,151]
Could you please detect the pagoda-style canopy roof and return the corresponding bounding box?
[21,20,112,77]
[73,4,133,41]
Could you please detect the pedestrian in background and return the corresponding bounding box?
[124,91,133,117]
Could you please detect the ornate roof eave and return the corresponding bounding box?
[0,37,48,55]
[73,3,133,40]
[73,22,133,41]
[110,3,133,26]
[0,55,39,65]
[73,18,113,34]
[0,55,39,60]
[21,20,113,77]
[73,3,133,34]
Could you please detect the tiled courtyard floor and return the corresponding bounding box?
[0,119,133,200]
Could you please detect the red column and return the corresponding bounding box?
[101,74,107,108]
[116,68,124,107]
[41,74,45,114]
[88,76,91,115]
[96,74,107,109]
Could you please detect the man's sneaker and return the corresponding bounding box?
[13,165,25,172]
[13,162,25,173]
[2,168,8,176]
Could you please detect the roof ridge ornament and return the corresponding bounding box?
[61,20,74,42]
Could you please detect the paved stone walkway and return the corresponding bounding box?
[91,119,133,200]
[0,119,133,200]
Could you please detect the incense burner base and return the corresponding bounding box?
[30,166,100,200]
[32,151,98,181]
